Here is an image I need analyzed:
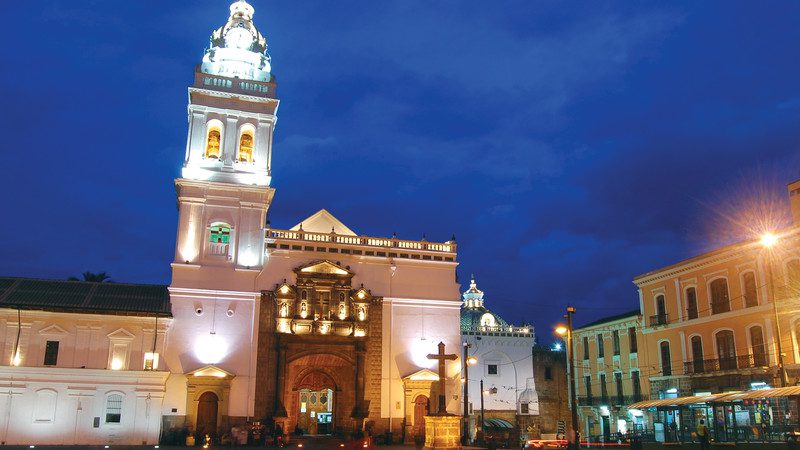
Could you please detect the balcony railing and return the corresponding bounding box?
[577,394,643,407]
[649,314,668,326]
[193,69,276,99]
[266,228,457,255]
[683,354,766,375]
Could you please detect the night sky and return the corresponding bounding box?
[2,1,800,341]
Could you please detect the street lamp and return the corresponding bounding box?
[762,232,787,387]
[555,306,579,441]
[463,343,478,445]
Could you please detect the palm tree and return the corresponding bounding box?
[67,271,112,283]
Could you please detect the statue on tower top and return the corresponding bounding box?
[201,0,272,82]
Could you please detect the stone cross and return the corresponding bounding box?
[427,341,457,415]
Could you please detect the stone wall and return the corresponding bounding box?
[532,347,570,438]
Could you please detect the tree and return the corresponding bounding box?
[67,271,112,283]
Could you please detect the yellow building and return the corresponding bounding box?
[626,179,800,438]
[572,310,647,440]
[570,179,800,442]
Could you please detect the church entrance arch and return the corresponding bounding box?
[413,395,429,443]
[196,391,219,439]
[295,369,337,435]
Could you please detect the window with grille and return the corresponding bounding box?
[686,287,698,319]
[210,223,231,244]
[105,394,123,423]
[743,272,758,307]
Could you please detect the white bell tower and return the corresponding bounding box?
[173,0,277,274]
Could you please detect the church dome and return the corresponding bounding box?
[200,1,272,82]
[460,276,510,332]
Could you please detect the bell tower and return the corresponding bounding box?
[173,0,277,274]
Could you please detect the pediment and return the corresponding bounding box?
[107,328,135,340]
[190,365,235,379]
[402,368,439,381]
[39,324,69,336]
[296,260,353,276]
[291,209,357,236]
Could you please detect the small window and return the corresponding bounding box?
[612,330,620,356]
[521,403,529,414]
[597,333,605,358]
[544,366,552,380]
[488,364,498,375]
[205,125,221,159]
[628,327,638,353]
[44,340,59,366]
[105,394,123,423]
[238,130,254,163]
[583,337,589,360]
[209,223,231,244]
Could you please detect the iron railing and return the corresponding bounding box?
[649,314,668,326]
[683,354,766,375]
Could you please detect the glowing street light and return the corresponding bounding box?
[467,356,478,366]
[761,232,778,248]
[554,325,568,336]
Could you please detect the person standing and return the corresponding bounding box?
[697,419,710,450]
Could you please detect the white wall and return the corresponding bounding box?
[0,367,168,445]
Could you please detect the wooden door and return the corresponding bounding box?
[197,391,219,439]
[413,395,429,442]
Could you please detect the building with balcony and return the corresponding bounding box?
[628,179,800,438]
[572,310,646,441]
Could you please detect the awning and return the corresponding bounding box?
[628,392,736,409]
[716,386,800,401]
[484,418,514,429]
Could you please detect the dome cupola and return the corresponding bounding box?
[201,0,272,82]
[462,275,485,309]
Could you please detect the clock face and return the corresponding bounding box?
[225,27,253,50]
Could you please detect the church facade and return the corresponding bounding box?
[0,1,463,445]
[163,0,462,442]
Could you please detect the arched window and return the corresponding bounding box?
[716,330,736,370]
[238,128,254,163]
[660,341,672,376]
[710,279,730,314]
[208,222,231,257]
[209,223,231,244]
[743,272,758,307]
[750,326,767,367]
[686,287,698,319]
[690,336,704,374]
[105,393,123,423]
[205,122,222,159]
[301,290,308,300]
[653,295,667,325]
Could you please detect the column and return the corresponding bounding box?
[274,338,287,417]
[223,116,238,167]
[353,342,366,418]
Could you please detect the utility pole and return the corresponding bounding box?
[765,250,788,387]
[566,306,579,437]
[479,379,486,445]
[462,342,471,445]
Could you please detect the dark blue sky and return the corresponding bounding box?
[2,1,799,339]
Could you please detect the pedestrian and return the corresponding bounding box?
[697,419,710,450]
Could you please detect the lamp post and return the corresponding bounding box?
[762,232,787,387]
[478,379,486,445]
[462,342,477,445]
[555,306,579,439]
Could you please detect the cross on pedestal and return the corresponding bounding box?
[427,341,457,415]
